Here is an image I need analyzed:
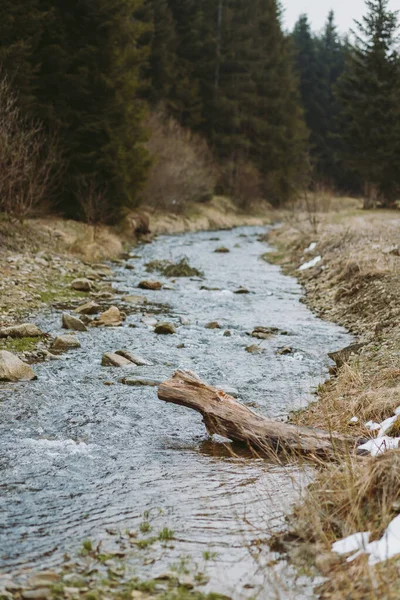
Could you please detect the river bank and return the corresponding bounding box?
[266,203,400,599]
[0,214,352,600]
[0,197,270,326]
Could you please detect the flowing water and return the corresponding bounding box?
[0,227,350,598]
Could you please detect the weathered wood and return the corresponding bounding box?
[158,370,363,459]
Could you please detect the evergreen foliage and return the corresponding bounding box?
[0,0,152,219]
[336,0,400,206]
[292,11,347,188]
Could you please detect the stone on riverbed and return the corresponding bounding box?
[71,278,94,292]
[0,323,44,338]
[245,344,265,354]
[22,589,52,600]
[27,573,60,589]
[50,335,81,353]
[115,350,152,366]
[95,306,123,327]
[74,300,100,315]
[251,326,279,339]
[138,280,163,291]
[154,322,175,335]
[0,350,37,381]
[62,313,88,332]
[277,346,294,356]
[121,377,162,387]
[205,321,221,330]
[101,353,133,367]
[121,295,147,305]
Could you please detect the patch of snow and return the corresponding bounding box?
[358,436,400,457]
[394,406,400,416]
[304,242,317,253]
[298,256,322,271]
[333,515,400,566]
[377,415,398,437]
[332,532,370,556]
[350,416,359,423]
[368,515,400,565]
[365,420,381,431]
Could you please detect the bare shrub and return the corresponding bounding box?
[0,74,59,222]
[77,180,113,232]
[219,156,263,210]
[141,110,217,213]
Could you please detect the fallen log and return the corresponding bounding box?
[158,370,365,459]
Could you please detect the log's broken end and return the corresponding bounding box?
[158,370,362,460]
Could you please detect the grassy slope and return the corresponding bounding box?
[267,201,400,599]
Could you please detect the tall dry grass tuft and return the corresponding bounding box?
[141,110,217,213]
[0,74,60,222]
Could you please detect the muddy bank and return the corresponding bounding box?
[266,207,400,599]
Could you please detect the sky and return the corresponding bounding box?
[281,0,399,34]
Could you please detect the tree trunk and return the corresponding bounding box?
[158,370,365,459]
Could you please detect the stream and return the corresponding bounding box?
[0,227,351,599]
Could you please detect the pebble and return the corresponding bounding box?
[205,321,221,329]
[121,377,162,387]
[245,345,265,354]
[22,589,52,600]
[154,322,175,335]
[138,280,162,290]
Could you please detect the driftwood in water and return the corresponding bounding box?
[158,370,363,459]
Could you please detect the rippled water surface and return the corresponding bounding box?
[0,227,350,598]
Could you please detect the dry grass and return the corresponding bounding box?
[267,200,400,598]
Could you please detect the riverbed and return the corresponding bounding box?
[0,227,351,598]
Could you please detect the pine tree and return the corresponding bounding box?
[148,0,179,107]
[317,11,346,186]
[336,0,400,206]
[250,1,309,202]
[292,14,327,178]
[0,0,152,219]
[0,0,47,113]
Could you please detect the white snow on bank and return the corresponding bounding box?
[304,242,317,253]
[358,436,400,457]
[333,532,370,556]
[332,515,400,565]
[356,406,400,456]
[298,256,322,271]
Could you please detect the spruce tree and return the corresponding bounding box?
[0,0,152,219]
[336,0,400,206]
[292,14,327,178]
[317,11,346,187]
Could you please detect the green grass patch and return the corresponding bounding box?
[0,337,39,353]
[145,258,203,278]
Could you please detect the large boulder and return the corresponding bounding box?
[0,351,37,381]
[50,335,81,353]
[71,278,94,292]
[95,306,123,327]
[62,313,88,332]
[74,300,100,315]
[0,324,44,339]
[101,353,133,367]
